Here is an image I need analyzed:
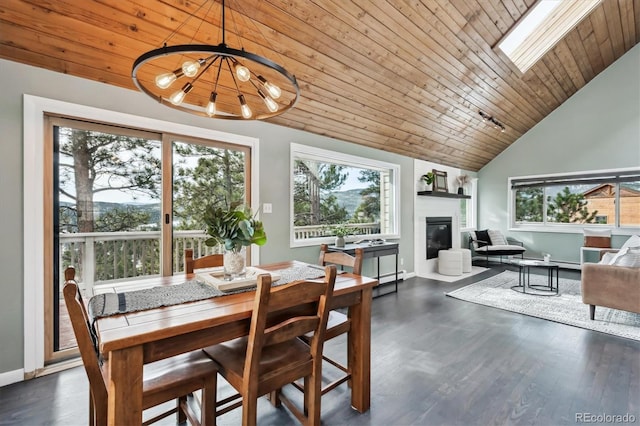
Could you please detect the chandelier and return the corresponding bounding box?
[132,0,299,120]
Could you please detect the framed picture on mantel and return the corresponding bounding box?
[433,169,448,192]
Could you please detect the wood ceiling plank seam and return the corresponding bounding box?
[277,108,484,169]
[528,60,568,106]
[94,0,224,46]
[320,0,528,135]
[126,0,456,128]
[576,16,608,75]
[248,0,516,144]
[276,0,520,136]
[509,0,530,15]
[260,0,536,137]
[602,0,627,59]
[19,0,172,52]
[357,0,538,132]
[262,0,524,146]
[8,0,162,65]
[431,0,550,120]
[590,6,617,66]
[298,76,508,153]
[552,40,587,89]
[448,0,504,44]
[500,0,525,21]
[0,21,140,87]
[384,0,526,118]
[299,96,501,160]
[230,1,442,108]
[299,99,500,163]
[268,0,500,128]
[562,30,597,83]
[542,49,578,97]
[518,67,568,109]
[617,0,637,50]
[476,0,514,35]
[406,1,541,132]
[0,42,133,89]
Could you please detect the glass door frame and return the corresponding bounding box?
[25,95,258,372]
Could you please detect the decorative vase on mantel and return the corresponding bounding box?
[223,246,247,280]
[457,187,464,195]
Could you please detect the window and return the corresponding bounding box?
[510,169,640,231]
[459,178,477,231]
[497,0,601,73]
[290,144,400,246]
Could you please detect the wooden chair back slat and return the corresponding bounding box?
[263,316,320,347]
[243,265,337,396]
[185,248,224,274]
[318,244,363,275]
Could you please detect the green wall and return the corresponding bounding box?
[477,44,640,263]
[0,58,415,377]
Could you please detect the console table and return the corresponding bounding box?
[328,241,399,296]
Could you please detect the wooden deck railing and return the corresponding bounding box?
[60,223,380,294]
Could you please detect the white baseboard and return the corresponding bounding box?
[379,270,409,284]
[0,368,24,387]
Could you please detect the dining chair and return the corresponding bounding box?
[185,248,224,274]
[202,265,337,426]
[63,266,218,426]
[295,244,364,397]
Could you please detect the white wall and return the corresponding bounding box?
[477,44,640,263]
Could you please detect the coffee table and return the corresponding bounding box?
[510,259,559,296]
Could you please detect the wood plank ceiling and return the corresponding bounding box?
[1,0,638,171]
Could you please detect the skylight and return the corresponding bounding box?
[497,0,602,73]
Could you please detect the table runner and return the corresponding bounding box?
[88,265,326,320]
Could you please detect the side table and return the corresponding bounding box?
[510,259,559,296]
[327,241,399,296]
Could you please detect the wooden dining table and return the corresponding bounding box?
[93,260,378,425]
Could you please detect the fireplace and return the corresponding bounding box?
[425,217,452,259]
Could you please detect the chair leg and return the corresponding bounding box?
[201,375,217,426]
[589,305,596,320]
[242,394,258,426]
[305,376,322,426]
[177,396,187,424]
[91,391,107,426]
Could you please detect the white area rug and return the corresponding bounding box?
[446,270,640,341]
[421,266,488,283]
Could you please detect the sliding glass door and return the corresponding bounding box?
[45,117,249,362]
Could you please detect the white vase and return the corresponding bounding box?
[335,236,345,247]
[224,246,247,280]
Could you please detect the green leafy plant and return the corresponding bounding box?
[331,223,351,237]
[203,200,267,252]
[421,172,435,185]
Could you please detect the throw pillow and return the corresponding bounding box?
[612,247,640,268]
[599,252,617,265]
[620,235,640,251]
[487,230,507,246]
[475,229,491,247]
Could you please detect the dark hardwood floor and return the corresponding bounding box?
[2,264,639,425]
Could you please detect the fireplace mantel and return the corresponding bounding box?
[417,191,470,199]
